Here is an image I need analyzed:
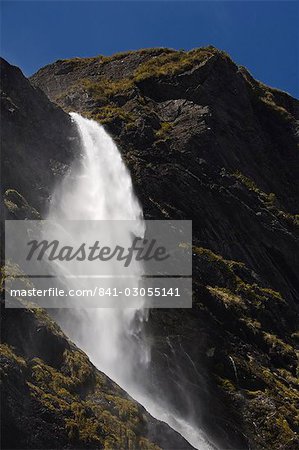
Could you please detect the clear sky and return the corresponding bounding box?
[1,1,298,97]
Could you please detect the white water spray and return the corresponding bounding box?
[47,112,147,388]
[47,113,215,450]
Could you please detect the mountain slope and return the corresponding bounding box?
[0,58,81,217]
[31,47,299,306]
[31,48,299,450]
[1,293,194,450]
[1,48,298,450]
[0,58,195,450]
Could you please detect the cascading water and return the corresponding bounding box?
[46,112,148,390]
[46,112,215,450]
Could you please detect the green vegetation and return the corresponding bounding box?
[0,303,162,449]
[193,245,245,289]
[207,286,245,308]
[30,351,92,396]
[263,333,294,357]
[190,243,299,448]
[233,170,265,195]
[81,77,135,102]
[100,47,174,63]
[53,47,234,129]
[79,46,215,104]
[57,56,99,65]
[134,47,216,81]
[218,354,299,448]
[91,105,137,126]
[4,189,40,218]
[241,68,294,123]
[0,343,26,368]
[259,93,293,122]
[233,171,299,228]
[155,121,174,140]
[1,262,23,287]
[193,245,294,348]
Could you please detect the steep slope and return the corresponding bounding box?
[0,57,79,217]
[31,47,299,214]
[0,58,195,450]
[1,47,298,450]
[31,48,299,306]
[0,292,194,450]
[31,47,299,450]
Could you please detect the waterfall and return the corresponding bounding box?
[47,112,148,389]
[47,112,215,450]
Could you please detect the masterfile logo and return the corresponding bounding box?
[5,220,192,309]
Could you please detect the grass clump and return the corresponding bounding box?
[27,355,152,447]
[4,189,40,218]
[233,170,261,194]
[82,77,135,102]
[207,286,245,309]
[155,121,174,140]
[259,93,293,122]
[100,47,174,63]
[193,245,245,288]
[106,395,139,423]
[263,333,294,356]
[241,69,294,123]
[62,348,94,387]
[92,105,137,126]
[134,48,215,81]
[233,171,299,228]
[57,56,98,65]
[0,344,26,368]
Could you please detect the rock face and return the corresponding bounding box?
[31,48,299,450]
[0,58,195,450]
[1,48,299,450]
[1,57,79,217]
[1,295,194,450]
[31,48,299,305]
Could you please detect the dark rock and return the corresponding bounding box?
[1,298,195,450]
[1,56,195,450]
[1,57,80,215]
[2,47,299,450]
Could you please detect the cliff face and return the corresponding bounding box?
[31,48,299,306]
[1,48,299,450]
[0,58,194,450]
[31,47,299,213]
[31,48,299,450]
[1,58,79,217]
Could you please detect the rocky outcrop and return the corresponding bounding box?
[0,57,79,216]
[1,48,299,450]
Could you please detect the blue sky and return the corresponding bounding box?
[1,1,298,97]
